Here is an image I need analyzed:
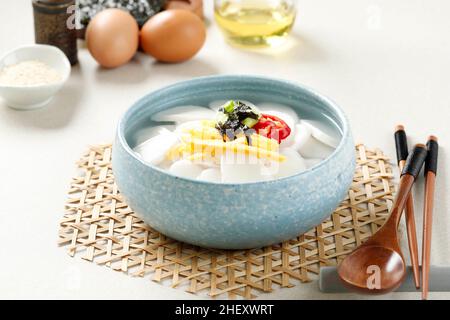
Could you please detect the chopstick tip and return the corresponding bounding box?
[395,124,405,132]
[415,143,426,149]
[428,135,438,142]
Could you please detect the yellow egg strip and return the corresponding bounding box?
[166,143,186,161]
[166,121,285,162]
[182,127,223,140]
[249,134,279,151]
[200,119,216,127]
[180,137,285,162]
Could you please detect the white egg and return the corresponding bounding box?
[151,106,215,123]
[304,158,323,169]
[197,168,222,182]
[275,148,307,178]
[134,129,178,165]
[220,154,271,183]
[301,120,340,148]
[169,160,204,179]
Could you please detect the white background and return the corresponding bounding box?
[0,0,449,299]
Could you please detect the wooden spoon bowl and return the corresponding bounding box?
[338,144,428,294]
[338,233,406,294]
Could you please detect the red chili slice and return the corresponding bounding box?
[253,114,291,143]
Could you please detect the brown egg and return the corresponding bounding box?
[140,9,206,63]
[86,9,139,68]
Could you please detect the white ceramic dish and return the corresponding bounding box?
[0,44,71,110]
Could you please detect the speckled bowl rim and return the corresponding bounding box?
[116,75,351,186]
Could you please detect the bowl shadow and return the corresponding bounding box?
[149,58,219,79]
[94,52,219,84]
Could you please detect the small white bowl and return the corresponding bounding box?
[0,44,71,110]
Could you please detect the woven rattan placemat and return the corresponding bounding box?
[58,144,395,299]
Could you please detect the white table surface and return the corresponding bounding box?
[1,0,449,300]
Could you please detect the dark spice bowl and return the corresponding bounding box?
[112,75,356,249]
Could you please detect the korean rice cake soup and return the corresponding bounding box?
[132,100,342,183]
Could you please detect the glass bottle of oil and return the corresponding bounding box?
[214,0,297,47]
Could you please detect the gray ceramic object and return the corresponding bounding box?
[112,75,356,249]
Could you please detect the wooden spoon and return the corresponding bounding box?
[338,144,428,294]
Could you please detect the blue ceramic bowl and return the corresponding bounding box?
[113,75,356,249]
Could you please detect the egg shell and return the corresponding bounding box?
[140,9,206,63]
[86,9,139,68]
